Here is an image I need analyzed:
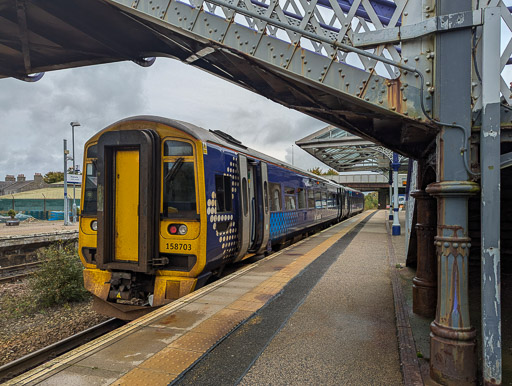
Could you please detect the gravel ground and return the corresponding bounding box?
[0,279,109,367]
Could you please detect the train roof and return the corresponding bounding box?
[93,115,354,190]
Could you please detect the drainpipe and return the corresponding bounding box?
[411,163,437,317]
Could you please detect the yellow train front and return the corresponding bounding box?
[79,116,363,320]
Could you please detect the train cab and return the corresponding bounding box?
[79,118,209,318]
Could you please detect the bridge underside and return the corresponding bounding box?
[0,0,436,159]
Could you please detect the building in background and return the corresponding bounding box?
[0,174,49,196]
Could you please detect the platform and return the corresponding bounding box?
[8,210,418,385]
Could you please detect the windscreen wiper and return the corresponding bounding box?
[164,157,184,185]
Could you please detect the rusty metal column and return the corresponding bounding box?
[411,188,437,317]
[425,0,479,384]
[480,6,501,385]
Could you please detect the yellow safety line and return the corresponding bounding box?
[9,211,374,385]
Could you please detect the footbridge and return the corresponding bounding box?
[1,0,511,384]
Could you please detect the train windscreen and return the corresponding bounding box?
[82,162,97,214]
[163,161,197,218]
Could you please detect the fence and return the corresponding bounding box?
[0,198,81,220]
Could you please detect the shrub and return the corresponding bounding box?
[364,192,378,210]
[29,243,90,308]
[7,209,15,218]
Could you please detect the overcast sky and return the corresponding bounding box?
[0,58,330,181]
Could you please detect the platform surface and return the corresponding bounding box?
[8,210,408,386]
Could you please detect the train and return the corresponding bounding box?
[79,116,364,319]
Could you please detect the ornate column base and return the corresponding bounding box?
[430,321,477,385]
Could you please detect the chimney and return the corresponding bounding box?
[5,175,15,182]
[34,173,43,183]
[17,174,26,182]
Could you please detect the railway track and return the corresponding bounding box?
[0,261,43,284]
[0,318,125,382]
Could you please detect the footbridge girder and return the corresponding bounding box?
[0,0,440,158]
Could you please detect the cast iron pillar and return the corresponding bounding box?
[411,189,437,317]
[425,0,479,384]
[392,153,400,235]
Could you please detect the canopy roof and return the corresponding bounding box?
[296,126,408,174]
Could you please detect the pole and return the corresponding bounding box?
[480,7,501,385]
[72,124,76,223]
[70,122,80,224]
[63,139,69,226]
[392,152,400,235]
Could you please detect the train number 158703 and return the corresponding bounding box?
[165,243,192,251]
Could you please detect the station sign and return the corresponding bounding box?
[67,174,81,184]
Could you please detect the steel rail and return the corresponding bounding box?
[0,261,43,283]
[0,318,125,382]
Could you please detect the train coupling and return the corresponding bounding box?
[107,272,149,306]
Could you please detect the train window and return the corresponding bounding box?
[284,187,295,195]
[321,192,327,208]
[285,195,296,211]
[163,162,197,217]
[297,188,306,209]
[328,193,336,208]
[87,145,98,158]
[215,175,232,212]
[264,181,269,214]
[82,162,97,214]
[164,140,193,156]
[315,191,322,209]
[284,186,296,211]
[269,183,281,211]
[307,190,315,209]
[242,178,248,216]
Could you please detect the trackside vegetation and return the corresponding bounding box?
[2,243,89,317]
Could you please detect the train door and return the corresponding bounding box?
[114,149,140,262]
[344,191,349,217]
[234,155,250,262]
[337,188,343,220]
[256,162,270,254]
[96,129,160,273]
[248,164,256,248]
[234,156,270,261]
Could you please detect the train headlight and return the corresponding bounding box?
[178,225,188,235]
[91,220,98,231]
[168,224,188,235]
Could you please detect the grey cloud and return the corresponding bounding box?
[0,57,328,179]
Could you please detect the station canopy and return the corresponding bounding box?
[296,126,408,174]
